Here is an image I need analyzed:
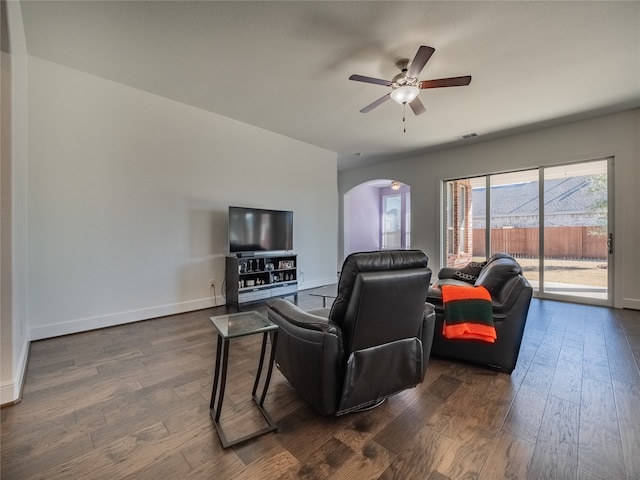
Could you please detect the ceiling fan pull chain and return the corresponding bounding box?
[403,103,407,133]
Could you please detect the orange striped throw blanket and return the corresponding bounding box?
[441,285,496,343]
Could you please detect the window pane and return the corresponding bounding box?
[446,182,454,255]
[458,186,466,253]
[444,179,475,267]
[382,195,401,249]
[405,192,411,248]
[487,170,540,291]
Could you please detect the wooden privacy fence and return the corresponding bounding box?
[472,226,607,260]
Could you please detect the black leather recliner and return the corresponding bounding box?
[426,253,533,373]
[267,250,435,415]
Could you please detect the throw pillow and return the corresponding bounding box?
[453,261,487,284]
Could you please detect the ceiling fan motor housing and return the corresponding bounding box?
[392,59,417,89]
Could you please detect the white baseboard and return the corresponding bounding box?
[27,279,342,342]
[0,335,30,405]
[29,296,223,341]
[0,381,16,405]
[622,297,640,310]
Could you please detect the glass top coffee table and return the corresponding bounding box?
[209,311,279,448]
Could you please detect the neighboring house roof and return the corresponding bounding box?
[472,176,606,228]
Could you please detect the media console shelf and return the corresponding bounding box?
[225,253,298,306]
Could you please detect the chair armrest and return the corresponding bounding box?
[267,298,336,334]
[432,278,473,289]
[489,276,531,317]
[307,307,331,318]
[266,298,344,415]
[420,303,436,379]
[426,286,443,310]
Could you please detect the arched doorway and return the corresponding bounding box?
[344,179,411,257]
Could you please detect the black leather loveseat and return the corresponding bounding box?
[426,253,532,373]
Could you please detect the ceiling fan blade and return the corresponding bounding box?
[349,74,392,87]
[409,97,426,116]
[419,75,472,89]
[360,94,391,113]
[406,46,435,78]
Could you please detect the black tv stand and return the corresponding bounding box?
[225,253,298,306]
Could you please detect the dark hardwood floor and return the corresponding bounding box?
[2,292,639,479]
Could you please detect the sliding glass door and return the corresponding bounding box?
[541,160,610,303]
[443,158,613,306]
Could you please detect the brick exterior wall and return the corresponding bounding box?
[446,180,473,268]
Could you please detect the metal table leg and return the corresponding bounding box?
[209,330,278,448]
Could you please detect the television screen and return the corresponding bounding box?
[228,206,293,254]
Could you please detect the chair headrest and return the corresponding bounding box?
[342,250,428,274]
[329,250,429,326]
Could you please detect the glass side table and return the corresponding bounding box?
[308,284,338,307]
[209,310,279,448]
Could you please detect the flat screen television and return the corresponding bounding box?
[228,206,293,255]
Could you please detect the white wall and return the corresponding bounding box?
[339,110,640,309]
[345,183,380,255]
[1,0,30,405]
[26,56,338,340]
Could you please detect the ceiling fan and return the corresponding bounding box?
[349,45,472,116]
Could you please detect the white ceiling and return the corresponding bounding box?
[19,1,640,170]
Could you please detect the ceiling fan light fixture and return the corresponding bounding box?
[390,85,420,105]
